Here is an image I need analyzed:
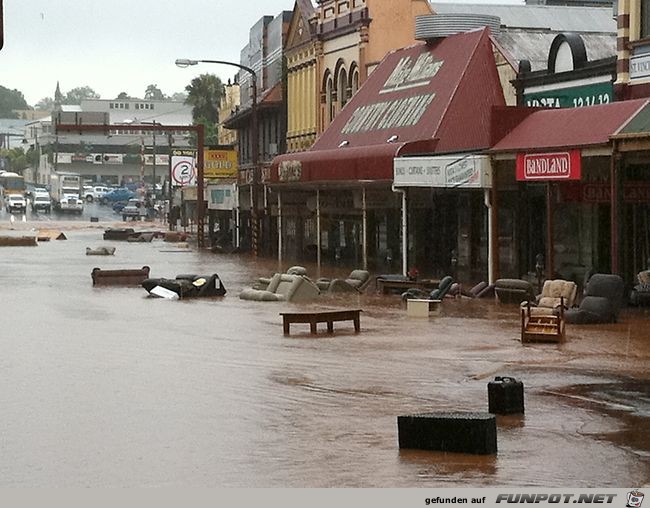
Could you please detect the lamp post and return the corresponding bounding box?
[175,58,259,256]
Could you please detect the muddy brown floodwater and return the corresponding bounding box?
[0,221,648,487]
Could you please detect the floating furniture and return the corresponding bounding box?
[397,412,497,455]
[90,216,99,223]
[253,266,308,290]
[239,273,320,302]
[91,266,150,286]
[127,232,154,243]
[519,279,576,343]
[401,275,454,302]
[280,308,362,335]
[630,270,650,306]
[142,273,226,299]
[488,377,524,415]
[406,298,441,318]
[469,281,495,298]
[0,236,37,246]
[86,246,116,256]
[37,230,66,241]
[521,299,565,343]
[523,279,577,313]
[565,273,625,324]
[103,228,135,241]
[317,269,371,293]
[164,231,188,242]
[494,279,536,304]
[376,275,440,295]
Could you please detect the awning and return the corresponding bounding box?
[272,140,438,184]
[491,99,649,153]
[271,27,505,184]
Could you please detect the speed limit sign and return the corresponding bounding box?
[171,156,196,186]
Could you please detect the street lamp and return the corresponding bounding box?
[175,57,260,256]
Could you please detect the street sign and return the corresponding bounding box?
[171,156,196,186]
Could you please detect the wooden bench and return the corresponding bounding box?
[280,309,362,335]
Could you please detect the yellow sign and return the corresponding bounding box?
[204,149,238,178]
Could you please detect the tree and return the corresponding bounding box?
[116,91,132,99]
[170,92,187,102]
[184,73,223,124]
[63,86,100,105]
[0,85,30,117]
[0,147,28,172]
[144,84,166,101]
[35,96,54,110]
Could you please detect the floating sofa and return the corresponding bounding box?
[240,273,320,302]
[252,266,308,290]
[317,269,371,293]
[630,270,650,306]
[401,275,454,302]
[521,279,577,316]
[86,246,116,256]
[565,273,625,324]
[142,273,226,299]
[494,279,536,305]
[91,266,150,286]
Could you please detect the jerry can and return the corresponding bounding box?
[488,376,524,415]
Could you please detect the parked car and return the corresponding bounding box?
[121,198,146,221]
[100,188,135,204]
[83,185,110,202]
[5,194,27,213]
[31,194,52,213]
[112,201,128,213]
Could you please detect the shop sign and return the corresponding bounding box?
[204,149,237,178]
[393,155,491,188]
[561,182,650,203]
[143,154,168,166]
[56,153,74,164]
[523,81,612,109]
[278,160,302,182]
[516,150,581,181]
[630,50,650,80]
[207,183,236,210]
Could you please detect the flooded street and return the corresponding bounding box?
[0,220,649,487]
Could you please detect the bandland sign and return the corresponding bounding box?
[516,150,581,181]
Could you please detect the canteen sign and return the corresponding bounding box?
[516,150,581,181]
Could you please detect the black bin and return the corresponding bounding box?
[488,376,524,415]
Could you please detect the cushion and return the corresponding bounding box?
[538,296,563,309]
[638,270,650,285]
[287,266,307,276]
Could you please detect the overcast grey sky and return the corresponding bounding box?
[0,0,523,107]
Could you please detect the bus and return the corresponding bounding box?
[0,172,26,197]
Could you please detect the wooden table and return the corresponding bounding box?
[376,278,440,295]
[280,309,362,335]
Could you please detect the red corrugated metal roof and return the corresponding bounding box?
[272,27,505,183]
[491,99,649,153]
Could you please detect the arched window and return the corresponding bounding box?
[338,68,348,108]
[327,77,335,122]
[349,63,360,96]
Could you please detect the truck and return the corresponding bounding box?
[50,172,84,213]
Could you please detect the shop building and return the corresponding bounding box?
[272,27,506,278]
